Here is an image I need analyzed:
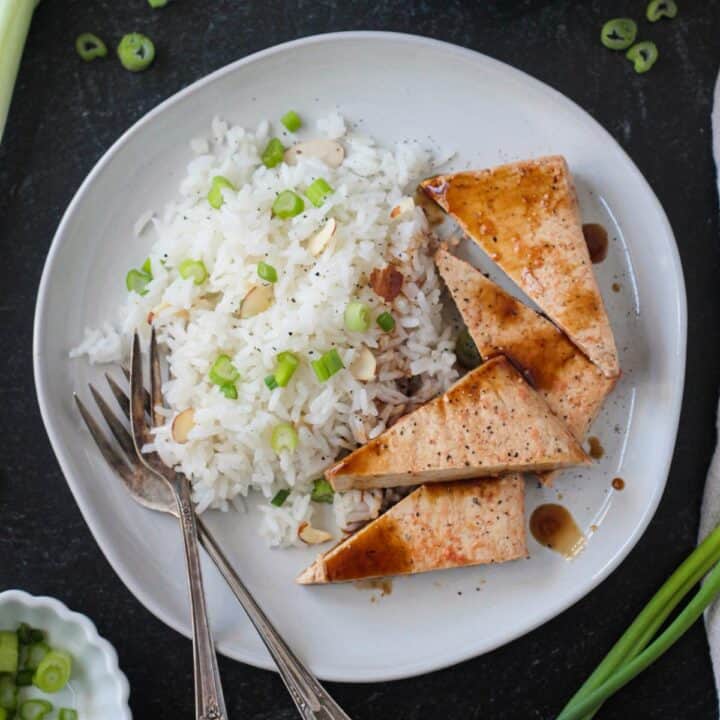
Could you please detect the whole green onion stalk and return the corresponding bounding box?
[0,0,42,141]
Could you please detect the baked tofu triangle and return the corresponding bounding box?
[325,355,589,492]
[421,156,620,378]
[297,476,527,584]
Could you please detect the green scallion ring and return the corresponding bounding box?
[646,0,677,21]
[209,354,239,386]
[272,190,304,219]
[257,261,278,283]
[117,33,155,72]
[344,301,371,332]
[207,175,236,209]
[311,478,334,503]
[178,259,208,285]
[376,311,395,332]
[270,423,299,453]
[626,41,659,74]
[306,178,334,208]
[280,110,302,132]
[600,18,637,51]
[75,33,107,62]
[271,489,290,506]
[261,138,286,168]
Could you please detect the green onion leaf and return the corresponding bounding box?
[270,423,298,453]
[305,178,334,207]
[209,354,239,386]
[0,632,18,674]
[261,138,286,168]
[271,489,290,507]
[626,41,659,74]
[311,357,330,382]
[280,110,302,132]
[15,670,33,687]
[125,268,152,295]
[257,261,278,283]
[117,33,155,72]
[23,642,49,671]
[272,190,304,219]
[0,675,17,712]
[141,257,152,277]
[376,311,395,332]
[208,175,237,209]
[32,650,72,693]
[220,383,237,399]
[58,710,79,720]
[178,259,208,285]
[600,18,637,51]
[344,301,371,332]
[311,478,334,504]
[275,351,299,387]
[646,0,677,21]
[321,348,344,376]
[18,699,53,720]
[264,375,279,390]
[148,0,169,7]
[75,33,107,62]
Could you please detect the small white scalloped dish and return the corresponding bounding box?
[0,591,131,719]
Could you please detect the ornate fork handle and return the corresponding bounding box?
[174,479,228,720]
[197,517,351,720]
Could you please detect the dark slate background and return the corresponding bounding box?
[2,1,719,718]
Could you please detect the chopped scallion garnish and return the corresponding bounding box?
[58,709,79,720]
[261,138,285,168]
[209,355,239,386]
[32,650,71,693]
[126,268,152,295]
[178,259,208,285]
[626,41,658,74]
[270,423,298,453]
[257,261,278,283]
[311,358,330,382]
[148,0,169,7]
[275,351,299,387]
[117,33,155,72]
[75,33,107,62]
[344,301,370,332]
[18,699,53,720]
[219,383,237,399]
[264,375,279,391]
[280,110,302,132]
[311,348,344,382]
[0,632,18,674]
[600,18,637,51]
[305,178,334,207]
[311,478,334,504]
[376,311,395,332]
[272,190,304,219]
[646,0,677,21]
[207,175,236,209]
[271,489,290,507]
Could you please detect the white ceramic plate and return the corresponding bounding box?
[34,32,686,682]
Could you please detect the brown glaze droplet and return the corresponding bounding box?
[530,504,586,558]
[354,578,394,596]
[612,282,621,293]
[587,436,604,459]
[582,223,609,264]
[612,477,625,491]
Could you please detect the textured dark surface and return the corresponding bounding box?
[1,1,720,718]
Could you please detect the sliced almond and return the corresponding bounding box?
[306,218,337,257]
[350,346,377,382]
[238,284,274,319]
[171,408,195,444]
[390,196,415,219]
[147,303,190,324]
[284,139,344,168]
[298,522,333,545]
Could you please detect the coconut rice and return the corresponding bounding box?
[71,111,458,546]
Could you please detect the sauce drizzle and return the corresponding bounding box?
[583,223,609,264]
[612,477,626,491]
[587,436,604,459]
[530,504,586,558]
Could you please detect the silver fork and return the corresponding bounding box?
[74,332,351,720]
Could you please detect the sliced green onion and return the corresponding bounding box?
[58,710,78,720]
[626,41,659,74]
[141,257,152,276]
[305,178,334,207]
[0,632,18,674]
[376,311,395,332]
[23,642,49,671]
[261,138,285,168]
[257,261,278,283]
[280,110,302,132]
[220,383,237,399]
[178,259,208,285]
[32,651,72,694]
[18,699,53,720]
[148,0,169,7]
[271,423,299,453]
[125,268,152,295]
[0,708,6,720]
[271,489,290,507]
[311,357,330,382]
[311,478,334,504]
[208,175,236,209]
[455,328,482,369]
[344,301,371,332]
[16,624,32,645]
[264,375,279,390]
[646,0,677,21]
[209,354,239,386]
[75,33,107,62]
[275,351,299,387]
[272,190,304,219]
[0,676,16,712]
[117,33,155,72]
[600,18,637,50]
[322,348,344,376]
[15,670,33,687]
[28,629,45,644]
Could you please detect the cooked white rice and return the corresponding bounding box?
[71,112,458,546]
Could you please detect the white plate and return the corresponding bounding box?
[33,32,686,682]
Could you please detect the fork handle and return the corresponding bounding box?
[197,518,351,720]
[174,480,228,720]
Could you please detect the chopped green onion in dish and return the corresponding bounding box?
[257,261,278,283]
[16,624,43,646]
[209,354,239,386]
[272,190,304,219]
[626,41,659,73]
[24,641,49,671]
[455,328,482,369]
[208,175,237,209]
[18,699,53,720]
[280,110,302,132]
[311,358,330,382]
[148,0,169,7]
[600,18,637,50]
[271,423,298,453]
[264,375,279,390]
[15,670,33,687]
[126,268,152,295]
[376,311,395,332]
[141,257,152,275]
[0,708,6,720]
[646,0,677,21]
[311,348,344,382]
[0,675,17,711]
[58,710,78,720]
[311,478,334,503]
[275,351,299,387]
[344,301,370,332]
[305,178,334,207]
[117,33,155,72]
[261,138,286,168]
[220,383,237,399]
[75,33,107,61]
[271,489,290,507]
[32,650,72,694]
[0,632,18,674]
[178,259,208,285]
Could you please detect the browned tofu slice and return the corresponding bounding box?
[435,246,616,441]
[297,475,527,584]
[325,356,589,492]
[421,156,620,378]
